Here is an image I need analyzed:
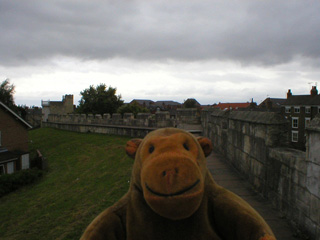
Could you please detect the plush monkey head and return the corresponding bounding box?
[126,128,212,220]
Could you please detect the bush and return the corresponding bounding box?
[0,168,43,197]
[117,102,150,116]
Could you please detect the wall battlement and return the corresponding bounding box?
[47,111,176,128]
[43,108,202,137]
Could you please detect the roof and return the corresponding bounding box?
[213,102,251,110]
[154,101,181,106]
[229,111,287,124]
[259,98,286,108]
[130,99,154,105]
[0,149,19,163]
[269,98,287,105]
[0,101,33,129]
[283,95,320,106]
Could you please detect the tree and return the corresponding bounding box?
[76,84,124,115]
[0,79,15,107]
[183,98,199,108]
[0,79,28,119]
[117,102,150,117]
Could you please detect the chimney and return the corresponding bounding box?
[310,86,318,96]
[287,89,292,98]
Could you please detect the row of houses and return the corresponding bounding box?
[210,86,320,150]
[281,86,320,150]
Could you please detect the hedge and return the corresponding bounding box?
[0,168,43,198]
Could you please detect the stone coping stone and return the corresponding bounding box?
[177,108,198,111]
[229,111,287,125]
[45,122,200,134]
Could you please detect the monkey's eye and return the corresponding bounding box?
[183,143,189,151]
[149,145,155,154]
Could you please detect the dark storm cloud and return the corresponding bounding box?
[1,0,319,66]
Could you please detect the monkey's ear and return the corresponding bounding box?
[125,139,142,159]
[197,137,213,157]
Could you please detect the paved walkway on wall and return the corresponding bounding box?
[207,151,305,240]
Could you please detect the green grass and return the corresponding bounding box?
[0,128,133,240]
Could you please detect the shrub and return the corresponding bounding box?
[0,168,43,197]
[117,102,150,117]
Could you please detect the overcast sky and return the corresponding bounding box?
[1,0,320,107]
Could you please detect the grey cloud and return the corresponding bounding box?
[1,0,319,67]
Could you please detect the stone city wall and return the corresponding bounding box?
[47,111,176,127]
[176,108,200,124]
[43,112,177,138]
[202,109,320,239]
[43,109,203,136]
[305,116,320,239]
[176,108,202,131]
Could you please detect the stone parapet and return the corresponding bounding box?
[202,109,319,239]
[305,116,320,239]
[46,111,176,129]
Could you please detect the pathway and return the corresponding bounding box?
[207,151,305,240]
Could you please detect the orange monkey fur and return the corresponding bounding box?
[81,128,276,240]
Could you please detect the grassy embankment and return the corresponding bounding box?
[0,128,133,240]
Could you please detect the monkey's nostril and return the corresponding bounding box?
[162,171,166,176]
[175,168,179,174]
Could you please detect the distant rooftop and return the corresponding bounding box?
[213,102,251,110]
[284,86,320,106]
[259,98,286,109]
[154,100,181,106]
[130,99,182,106]
[130,99,154,105]
[284,95,320,106]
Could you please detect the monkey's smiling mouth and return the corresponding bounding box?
[145,179,200,197]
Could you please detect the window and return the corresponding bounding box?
[7,162,14,174]
[285,106,291,113]
[305,106,311,114]
[21,154,30,170]
[292,131,298,142]
[292,117,299,128]
[0,165,4,175]
[305,118,311,128]
[294,107,300,113]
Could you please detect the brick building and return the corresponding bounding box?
[282,86,320,150]
[0,101,32,175]
[42,94,74,121]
